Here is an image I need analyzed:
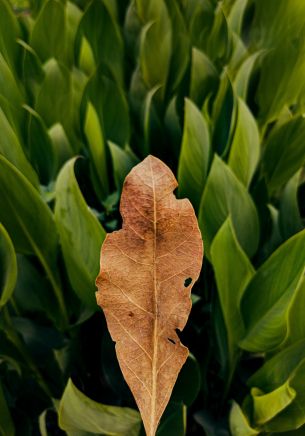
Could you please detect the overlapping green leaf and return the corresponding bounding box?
[0,224,17,308]
[59,379,141,435]
[228,98,260,187]
[211,218,254,373]
[55,158,106,309]
[240,229,305,352]
[178,98,210,210]
[198,155,259,259]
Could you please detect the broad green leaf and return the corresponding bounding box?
[55,158,106,309]
[189,48,218,108]
[240,229,305,352]
[257,38,305,124]
[156,402,186,436]
[212,73,236,156]
[178,98,210,210]
[86,65,130,148]
[198,155,259,259]
[165,0,189,94]
[24,105,55,184]
[0,380,14,436]
[35,59,71,130]
[65,1,82,68]
[279,171,303,241]
[251,383,296,425]
[0,53,24,119]
[84,102,109,200]
[262,116,305,193]
[248,340,305,432]
[0,155,67,326]
[263,359,305,432]
[228,98,260,187]
[139,1,172,97]
[248,0,305,50]
[58,379,141,436]
[164,96,182,161]
[204,6,232,65]
[171,354,201,407]
[211,218,254,373]
[30,0,66,63]
[234,51,264,100]
[229,401,259,436]
[142,85,162,156]
[248,340,305,389]
[0,106,38,187]
[78,37,95,76]
[108,142,139,191]
[49,123,74,173]
[0,0,21,70]
[228,0,248,35]
[18,40,44,101]
[0,155,57,261]
[284,277,305,346]
[14,255,58,324]
[0,224,17,308]
[80,0,124,85]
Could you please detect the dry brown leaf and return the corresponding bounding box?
[96,155,203,436]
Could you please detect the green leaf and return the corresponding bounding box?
[0,106,39,187]
[233,51,264,100]
[55,158,106,310]
[0,53,24,122]
[139,2,172,97]
[228,98,260,187]
[0,0,21,70]
[30,0,66,63]
[13,255,58,324]
[212,73,236,156]
[171,354,201,407]
[240,229,305,352]
[0,224,17,308]
[198,155,259,259]
[279,171,303,240]
[211,218,254,373]
[248,340,305,432]
[80,0,124,85]
[284,277,305,346]
[178,98,210,210]
[24,105,55,184]
[108,142,139,191]
[262,116,305,193]
[189,48,218,108]
[257,38,305,124]
[86,65,130,148]
[156,402,186,436]
[251,383,296,426]
[229,401,259,436]
[84,101,109,200]
[0,380,14,436]
[65,1,82,68]
[78,37,95,76]
[58,379,141,435]
[0,155,67,326]
[165,0,189,94]
[228,0,248,35]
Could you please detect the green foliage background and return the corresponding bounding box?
[0,0,305,434]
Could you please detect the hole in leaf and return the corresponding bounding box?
[167,338,176,345]
[184,277,192,287]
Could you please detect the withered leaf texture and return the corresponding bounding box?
[96,155,203,436]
